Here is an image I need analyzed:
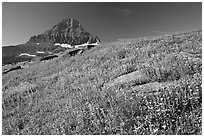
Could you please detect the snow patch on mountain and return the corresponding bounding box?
[54,41,99,49]
[37,51,45,54]
[54,43,61,46]
[19,53,37,57]
[74,42,99,48]
[54,43,73,48]
[60,44,73,48]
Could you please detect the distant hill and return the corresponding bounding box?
[2,18,100,65]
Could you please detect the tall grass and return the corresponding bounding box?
[2,30,202,135]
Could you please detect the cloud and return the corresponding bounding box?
[113,8,131,17]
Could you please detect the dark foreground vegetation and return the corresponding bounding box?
[2,42,64,65]
[2,30,202,135]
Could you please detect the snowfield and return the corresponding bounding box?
[74,42,98,48]
[37,51,45,54]
[54,43,73,48]
[19,53,37,57]
[54,43,61,46]
[60,44,73,48]
[54,42,98,49]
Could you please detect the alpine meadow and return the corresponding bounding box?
[2,30,202,135]
[2,2,202,135]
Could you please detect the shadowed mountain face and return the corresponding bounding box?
[28,18,100,45]
[2,18,100,65]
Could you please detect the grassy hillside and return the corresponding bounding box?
[2,30,202,135]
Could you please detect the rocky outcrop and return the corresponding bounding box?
[40,55,58,61]
[87,36,100,44]
[28,18,100,46]
[3,66,22,74]
[107,70,149,88]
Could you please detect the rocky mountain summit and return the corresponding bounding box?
[28,18,100,45]
[3,18,100,65]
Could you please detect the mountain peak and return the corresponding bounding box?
[28,18,100,45]
[51,18,81,33]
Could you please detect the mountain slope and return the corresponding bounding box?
[2,30,202,135]
[28,18,100,45]
[2,18,100,65]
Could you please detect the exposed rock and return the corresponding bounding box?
[40,55,58,61]
[3,18,100,65]
[3,66,22,74]
[86,44,96,50]
[67,48,84,56]
[28,18,100,46]
[87,36,100,44]
[108,70,149,88]
[129,81,166,94]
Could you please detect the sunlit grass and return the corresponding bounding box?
[2,30,202,135]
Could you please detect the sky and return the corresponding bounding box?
[2,2,202,46]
